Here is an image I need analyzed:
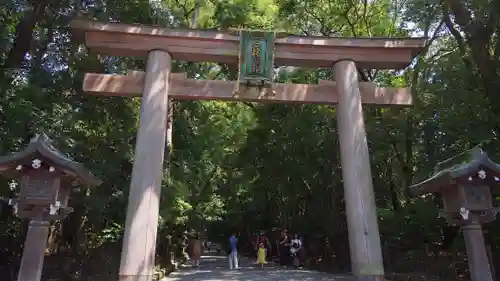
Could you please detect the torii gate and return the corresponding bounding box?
[71,18,425,281]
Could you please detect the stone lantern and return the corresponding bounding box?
[0,133,101,281]
[410,147,499,281]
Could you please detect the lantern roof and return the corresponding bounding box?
[410,147,500,196]
[0,133,101,186]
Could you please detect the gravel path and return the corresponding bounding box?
[162,254,353,281]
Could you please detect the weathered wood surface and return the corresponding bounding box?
[71,18,426,69]
[118,51,171,281]
[83,71,412,106]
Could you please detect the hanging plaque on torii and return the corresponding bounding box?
[233,30,280,98]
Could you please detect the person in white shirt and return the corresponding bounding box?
[289,234,302,267]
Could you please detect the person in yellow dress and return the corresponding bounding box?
[257,242,266,269]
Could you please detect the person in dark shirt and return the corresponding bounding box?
[279,234,291,268]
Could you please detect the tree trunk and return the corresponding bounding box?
[443,1,500,137]
[3,0,50,69]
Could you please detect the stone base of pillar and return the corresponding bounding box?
[119,275,153,281]
[355,275,384,281]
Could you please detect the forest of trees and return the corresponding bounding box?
[1,0,500,280]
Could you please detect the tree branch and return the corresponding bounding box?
[2,0,50,69]
[441,2,473,69]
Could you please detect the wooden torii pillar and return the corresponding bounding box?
[71,19,425,281]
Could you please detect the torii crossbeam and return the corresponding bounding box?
[71,18,425,281]
[83,71,413,105]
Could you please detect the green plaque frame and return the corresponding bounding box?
[237,30,275,87]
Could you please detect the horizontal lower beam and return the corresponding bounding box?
[71,18,426,69]
[83,72,412,106]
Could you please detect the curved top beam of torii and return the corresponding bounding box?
[71,18,426,106]
[71,18,426,69]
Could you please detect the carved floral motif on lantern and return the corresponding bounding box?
[32,159,42,169]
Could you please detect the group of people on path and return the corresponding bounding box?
[228,230,303,270]
[188,230,303,270]
[278,233,303,268]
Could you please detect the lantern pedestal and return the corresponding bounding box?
[462,223,493,281]
[16,220,50,281]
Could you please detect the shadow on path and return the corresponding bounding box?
[162,253,353,281]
